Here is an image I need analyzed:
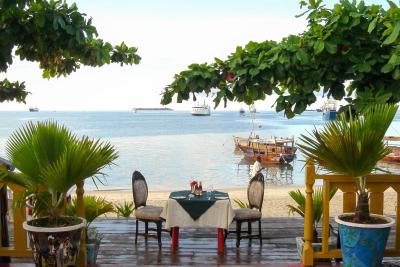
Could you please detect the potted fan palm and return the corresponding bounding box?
[66,195,114,264]
[298,104,398,266]
[0,121,118,266]
[287,187,337,260]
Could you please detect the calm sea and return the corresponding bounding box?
[1,110,400,191]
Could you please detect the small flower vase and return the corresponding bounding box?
[191,186,195,194]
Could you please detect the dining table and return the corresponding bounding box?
[160,190,234,254]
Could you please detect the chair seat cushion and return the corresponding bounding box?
[234,208,262,220]
[135,205,163,220]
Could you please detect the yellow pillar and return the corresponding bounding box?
[76,181,86,266]
[12,185,27,252]
[369,184,388,215]
[303,164,315,266]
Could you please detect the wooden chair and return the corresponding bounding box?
[228,172,264,247]
[132,171,165,248]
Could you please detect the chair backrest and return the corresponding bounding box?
[132,171,148,209]
[247,172,265,211]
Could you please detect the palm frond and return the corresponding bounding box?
[287,186,338,227]
[115,201,134,218]
[233,198,251,208]
[287,204,305,217]
[67,195,114,225]
[40,136,118,194]
[2,121,118,220]
[298,104,398,181]
[0,165,33,188]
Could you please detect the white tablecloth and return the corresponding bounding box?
[160,198,234,229]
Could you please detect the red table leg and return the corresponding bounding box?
[171,227,179,252]
[217,228,224,254]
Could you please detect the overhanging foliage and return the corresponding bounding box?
[0,0,141,103]
[161,0,400,118]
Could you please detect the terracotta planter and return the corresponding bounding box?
[335,213,395,267]
[23,217,85,267]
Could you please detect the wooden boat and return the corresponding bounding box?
[233,134,296,164]
[382,136,400,162]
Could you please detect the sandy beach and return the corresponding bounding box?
[85,186,398,218]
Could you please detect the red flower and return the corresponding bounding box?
[190,180,198,187]
[225,72,235,81]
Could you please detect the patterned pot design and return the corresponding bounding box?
[335,213,395,267]
[23,217,85,267]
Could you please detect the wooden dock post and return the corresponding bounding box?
[302,164,315,266]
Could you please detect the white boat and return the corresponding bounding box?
[191,101,210,116]
[322,99,336,120]
[249,105,257,113]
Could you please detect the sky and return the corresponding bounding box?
[0,0,389,111]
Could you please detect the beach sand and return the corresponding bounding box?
[85,186,398,218]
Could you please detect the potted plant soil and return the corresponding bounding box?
[66,195,114,264]
[287,187,337,261]
[298,104,398,267]
[0,121,117,266]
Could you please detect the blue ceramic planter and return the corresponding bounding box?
[335,214,395,267]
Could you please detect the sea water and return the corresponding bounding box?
[1,110,400,191]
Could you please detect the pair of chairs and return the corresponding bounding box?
[132,171,265,248]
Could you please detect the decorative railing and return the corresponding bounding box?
[303,164,400,266]
[0,181,86,265]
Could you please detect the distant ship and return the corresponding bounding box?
[191,101,210,116]
[239,106,245,115]
[322,100,336,120]
[29,107,39,112]
[132,108,172,113]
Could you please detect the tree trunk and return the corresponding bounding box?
[312,228,319,243]
[354,191,370,223]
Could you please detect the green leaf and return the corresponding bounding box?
[331,83,345,100]
[368,17,378,33]
[393,67,400,80]
[57,16,66,29]
[65,25,75,35]
[325,42,338,54]
[383,21,400,45]
[249,68,260,77]
[313,40,325,54]
[296,49,309,64]
[381,63,395,73]
[36,15,45,28]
